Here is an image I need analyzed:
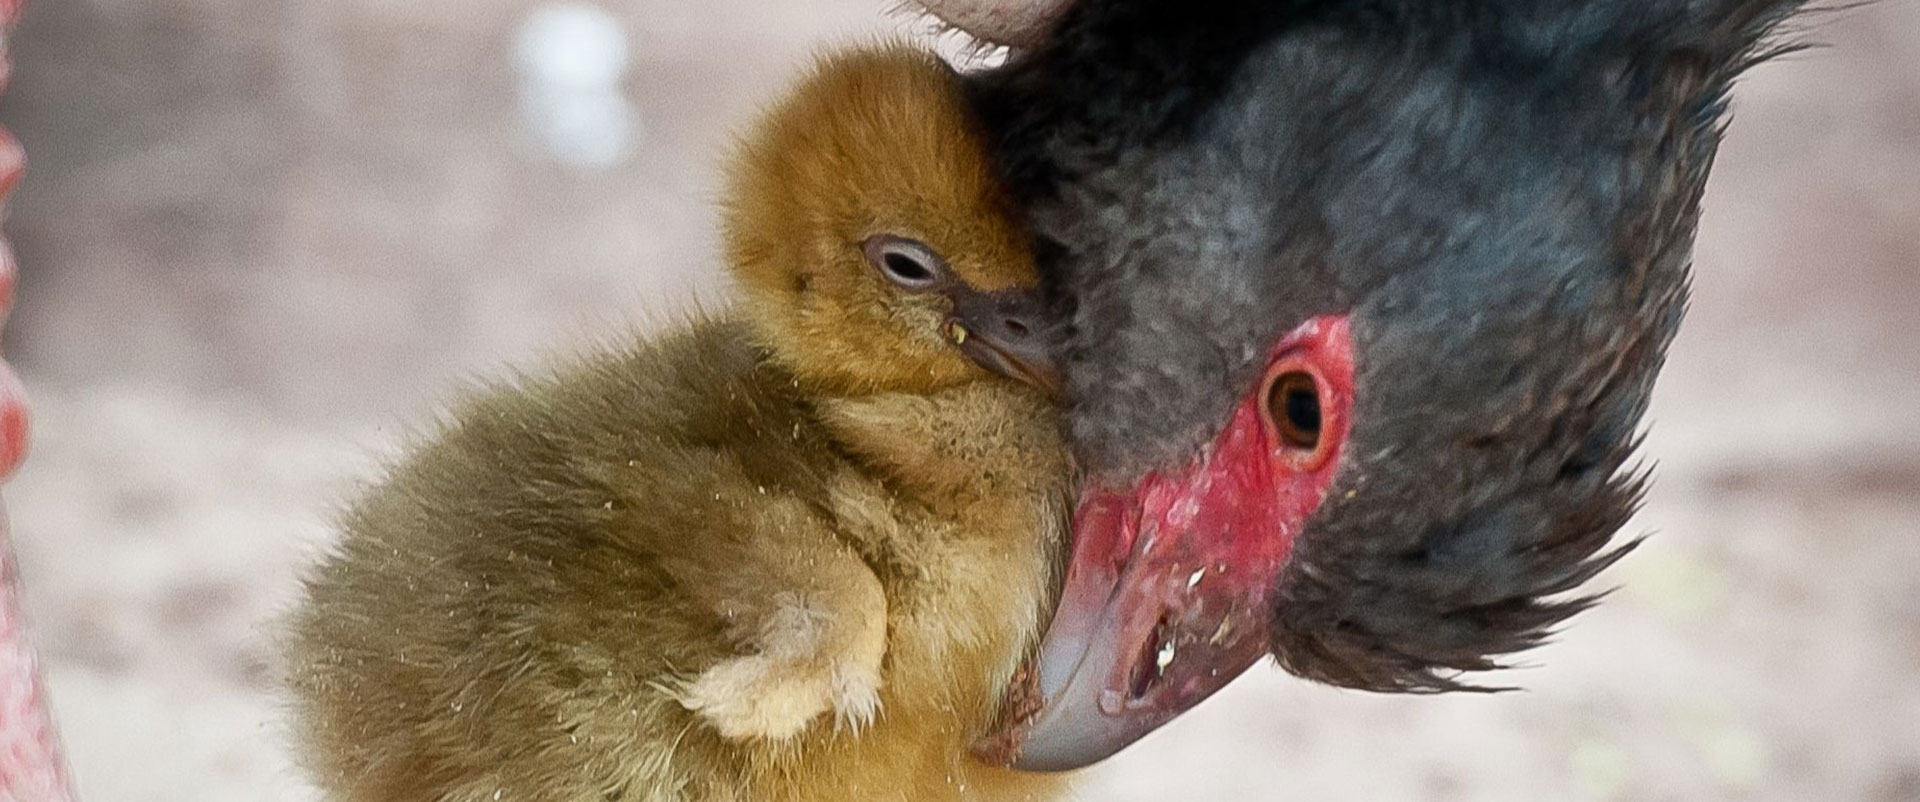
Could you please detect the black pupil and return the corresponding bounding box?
[883,251,932,283]
[1285,389,1321,436]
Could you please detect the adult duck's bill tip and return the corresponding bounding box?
[973,478,1285,772]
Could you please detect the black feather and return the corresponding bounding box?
[968,0,1813,691]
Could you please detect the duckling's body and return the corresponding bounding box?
[286,45,1069,802]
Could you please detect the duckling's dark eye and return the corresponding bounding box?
[884,252,933,283]
[1266,371,1321,450]
[863,235,948,291]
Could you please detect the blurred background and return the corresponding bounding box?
[0,1,1915,800]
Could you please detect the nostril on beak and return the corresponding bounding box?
[1004,318,1031,338]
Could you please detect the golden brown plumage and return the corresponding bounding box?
[284,44,1070,802]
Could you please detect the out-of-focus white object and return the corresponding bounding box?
[513,2,637,169]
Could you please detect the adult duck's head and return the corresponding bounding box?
[921,0,1813,770]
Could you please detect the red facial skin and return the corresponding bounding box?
[979,316,1354,771]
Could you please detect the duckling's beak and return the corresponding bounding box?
[946,291,1065,401]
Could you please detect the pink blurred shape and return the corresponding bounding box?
[0,0,72,798]
[0,0,27,480]
[0,533,68,802]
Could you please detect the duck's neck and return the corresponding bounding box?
[813,383,1063,513]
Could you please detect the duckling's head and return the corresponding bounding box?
[723,45,1057,398]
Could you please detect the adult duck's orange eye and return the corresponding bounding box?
[1265,370,1321,451]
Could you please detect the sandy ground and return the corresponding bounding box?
[0,1,1916,800]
